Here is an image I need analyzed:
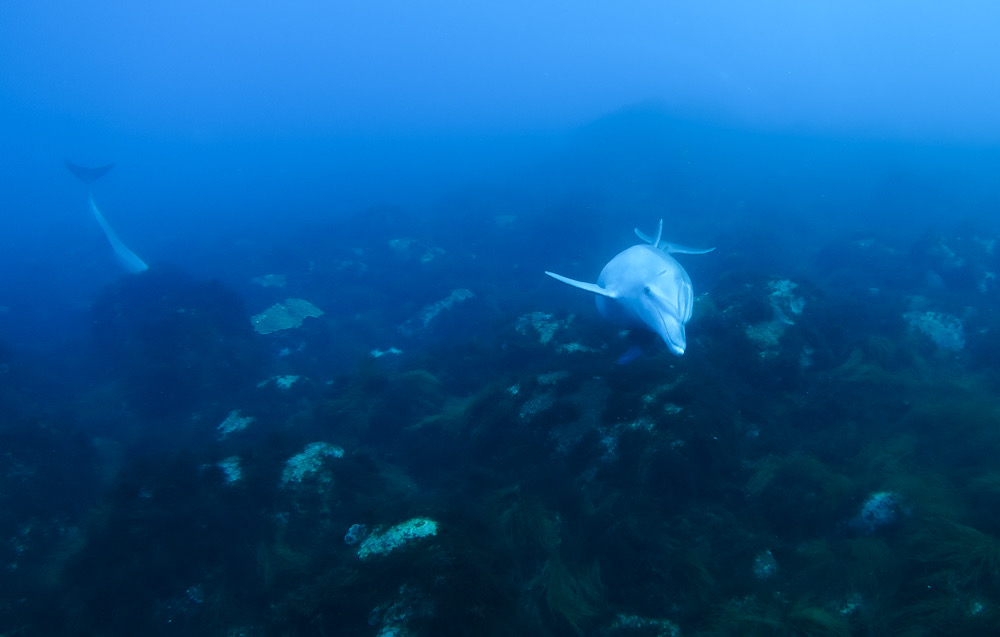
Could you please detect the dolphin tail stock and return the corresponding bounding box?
[88,195,149,273]
[65,160,115,185]
[544,271,618,298]
[66,160,148,273]
[635,219,716,255]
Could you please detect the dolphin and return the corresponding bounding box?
[545,220,713,356]
[65,160,149,274]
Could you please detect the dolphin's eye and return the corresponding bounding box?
[644,286,652,295]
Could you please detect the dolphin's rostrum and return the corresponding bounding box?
[545,220,713,355]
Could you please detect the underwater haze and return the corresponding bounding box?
[4,2,1000,635]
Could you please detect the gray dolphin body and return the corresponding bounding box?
[545,220,713,355]
[65,160,149,274]
[86,194,149,274]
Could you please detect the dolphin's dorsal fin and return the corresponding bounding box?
[545,271,618,299]
[635,219,715,254]
[635,220,663,247]
[635,220,668,248]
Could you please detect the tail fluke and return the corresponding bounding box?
[65,160,115,184]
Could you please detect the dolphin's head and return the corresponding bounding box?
[641,283,688,355]
[579,243,702,357]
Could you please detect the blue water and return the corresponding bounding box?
[3,3,1000,635]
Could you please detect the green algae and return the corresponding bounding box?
[539,558,605,634]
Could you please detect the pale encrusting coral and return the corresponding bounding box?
[281,442,345,485]
[356,518,439,560]
[251,298,324,334]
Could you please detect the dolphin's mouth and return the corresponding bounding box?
[650,303,685,355]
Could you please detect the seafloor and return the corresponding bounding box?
[3,200,1000,636]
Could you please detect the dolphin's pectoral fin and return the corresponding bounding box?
[636,221,715,254]
[634,222,658,246]
[545,271,618,299]
[660,243,716,255]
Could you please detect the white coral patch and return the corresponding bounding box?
[217,456,243,484]
[281,442,345,485]
[217,410,254,439]
[904,311,965,351]
[357,517,439,560]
